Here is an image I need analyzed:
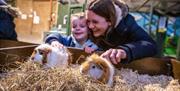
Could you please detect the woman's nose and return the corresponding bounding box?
[88,22,94,29]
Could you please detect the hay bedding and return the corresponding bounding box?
[0,61,180,91]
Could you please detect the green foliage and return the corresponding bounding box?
[164,36,178,57]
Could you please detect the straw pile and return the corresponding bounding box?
[0,61,180,91]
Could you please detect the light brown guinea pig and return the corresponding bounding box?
[80,54,115,87]
[30,44,72,68]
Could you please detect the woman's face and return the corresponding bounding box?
[71,17,88,41]
[87,10,111,37]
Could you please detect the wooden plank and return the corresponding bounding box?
[0,40,38,64]
[0,40,37,48]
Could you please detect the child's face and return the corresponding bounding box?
[71,17,88,42]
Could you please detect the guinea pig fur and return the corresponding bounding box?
[30,44,71,68]
[80,54,115,87]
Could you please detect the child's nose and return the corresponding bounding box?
[75,27,81,31]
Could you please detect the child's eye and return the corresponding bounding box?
[80,24,86,28]
[72,24,77,28]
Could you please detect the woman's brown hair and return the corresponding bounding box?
[88,0,128,29]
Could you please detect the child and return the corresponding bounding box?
[45,13,98,53]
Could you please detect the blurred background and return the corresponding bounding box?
[4,0,180,59]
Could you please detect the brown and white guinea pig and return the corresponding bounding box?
[30,44,71,68]
[80,54,115,87]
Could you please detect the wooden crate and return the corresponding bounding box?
[0,40,38,71]
[0,39,89,71]
[0,40,180,82]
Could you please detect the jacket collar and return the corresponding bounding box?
[71,35,92,49]
[105,4,123,37]
[101,3,129,39]
[0,0,7,5]
[114,4,123,28]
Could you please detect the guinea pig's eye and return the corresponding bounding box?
[38,50,44,55]
[34,50,37,54]
[92,65,96,69]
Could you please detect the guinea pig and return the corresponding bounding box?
[30,44,71,68]
[80,54,115,87]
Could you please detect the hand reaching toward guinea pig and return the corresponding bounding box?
[51,40,64,48]
[101,49,127,64]
[84,46,96,54]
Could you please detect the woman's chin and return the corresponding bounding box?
[93,33,101,37]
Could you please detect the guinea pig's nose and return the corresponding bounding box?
[80,69,86,74]
[31,57,34,60]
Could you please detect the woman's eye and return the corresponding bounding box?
[92,20,98,24]
[87,20,90,23]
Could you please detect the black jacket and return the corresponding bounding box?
[0,4,17,40]
[94,14,157,64]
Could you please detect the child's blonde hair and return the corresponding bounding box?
[71,12,85,20]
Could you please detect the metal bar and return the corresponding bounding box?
[66,0,71,35]
[149,0,180,2]
[49,0,53,30]
[135,0,150,11]
[148,1,154,35]
[83,0,87,12]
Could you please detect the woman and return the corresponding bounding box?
[0,0,18,40]
[86,0,157,64]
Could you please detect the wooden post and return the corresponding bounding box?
[49,0,53,30]
[177,37,180,60]
[156,17,168,57]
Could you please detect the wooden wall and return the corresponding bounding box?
[15,0,57,43]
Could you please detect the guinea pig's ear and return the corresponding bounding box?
[44,47,52,53]
[30,49,37,60]
[91,54,99,58]
[31,49,37,55]
[97,62,104,70]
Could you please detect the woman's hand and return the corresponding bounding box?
[101,49,127,64]
[50,41,63,48]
